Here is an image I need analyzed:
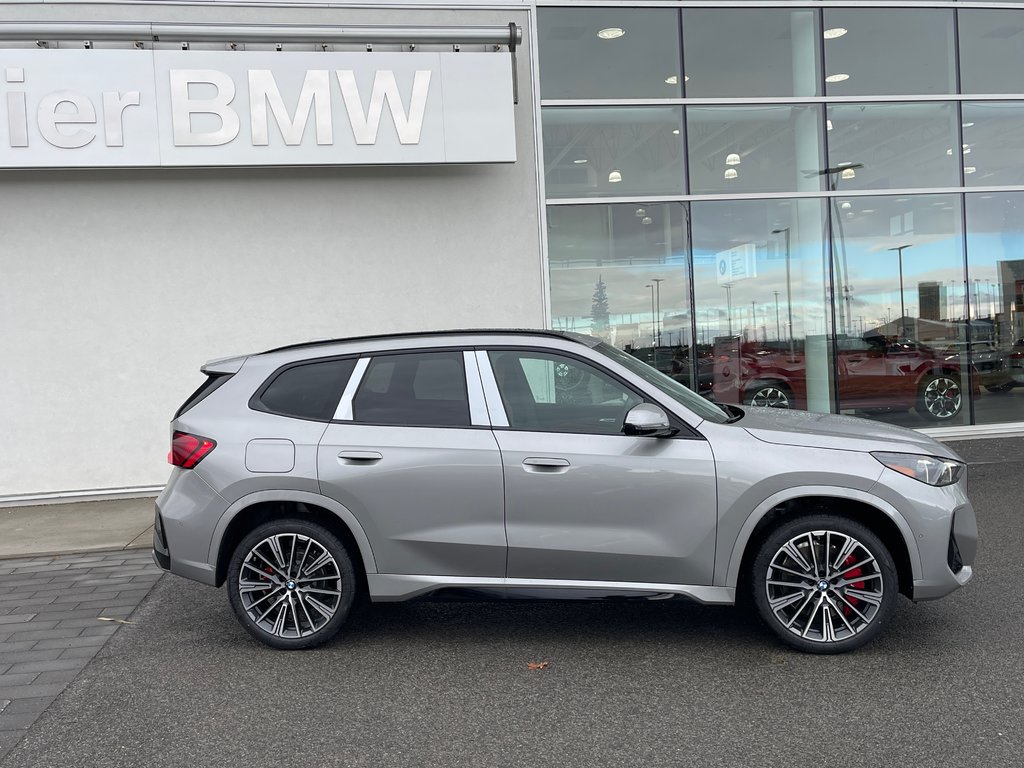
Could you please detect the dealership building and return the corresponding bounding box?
[2,0,1024,505]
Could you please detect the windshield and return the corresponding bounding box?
[595,342,731,424]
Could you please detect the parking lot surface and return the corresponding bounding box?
[1,441,1021,768]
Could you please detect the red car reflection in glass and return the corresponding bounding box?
[712,335,967,421]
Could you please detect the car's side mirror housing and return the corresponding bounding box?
[622,403,678,438]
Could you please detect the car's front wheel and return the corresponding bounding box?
[744,381,793,409]
[750,515,898,654]
[226,519,357,650]
[915,373,963,420]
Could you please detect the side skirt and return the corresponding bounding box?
[367,574,735,605]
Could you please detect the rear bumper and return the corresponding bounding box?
[154,468,226,587]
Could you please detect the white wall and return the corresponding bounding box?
[0,2,543,498]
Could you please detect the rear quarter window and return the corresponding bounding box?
[254,358,357,421]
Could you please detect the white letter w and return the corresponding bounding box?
[335,70,431,145]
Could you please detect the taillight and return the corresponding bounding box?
[168,431,216,469]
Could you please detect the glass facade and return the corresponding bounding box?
[538,2,1024,430]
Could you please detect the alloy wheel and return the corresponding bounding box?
[922,375,961,419]
[749,386,791,409]
[238,533,342,639]
[765,530,884,644]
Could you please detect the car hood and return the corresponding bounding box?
[737,406,962,460]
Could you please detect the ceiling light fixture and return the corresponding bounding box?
[963,122,975,128]
[573,158,587,164]
[665,75,678,85]
[635,207,646,217]
[608,170,622,183]
[642,216,653,225]
[825,73,850,83]
[840,167,856,180]
[724,169,738,180]
[826,119,834,131]
[840,201,852,210]
[725,153,741,166]
[597,27,624,40]
[672,129,680,135]
[964,166,977,174]
[823,27,848,40]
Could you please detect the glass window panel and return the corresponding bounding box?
[832,194,968,427]
[823,9,955,95]
[966,192,1024,425]
[258,359,355,421]
[826,103,959,191]
[691,198,835,414]
[959,10,1024,95]
[962,103,1024,186]
[542,107,685,199]
[687,105,823,195]
[546,203,699,389]
[538,8,682,100]
[682,8,820,98]
[488,350,643,434]
[353,352,470,427]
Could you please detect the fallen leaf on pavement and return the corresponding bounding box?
[527,661,549,670]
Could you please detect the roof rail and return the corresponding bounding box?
[259,328,588,356]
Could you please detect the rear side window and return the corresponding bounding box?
[353,351,470,427]
[175,373,232,419]
[256,358,356,421]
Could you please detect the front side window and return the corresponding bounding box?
[488,350,642,434]
[352,351,470,427]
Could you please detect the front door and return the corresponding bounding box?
[483,348,718,586]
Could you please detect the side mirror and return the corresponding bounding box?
[622,403,678,438]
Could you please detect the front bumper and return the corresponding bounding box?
[911,498,978,601]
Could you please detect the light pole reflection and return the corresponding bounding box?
[771,227,795,359]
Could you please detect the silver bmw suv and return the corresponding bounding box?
[154,330,977,653]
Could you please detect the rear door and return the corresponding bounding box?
[317,349,505,577]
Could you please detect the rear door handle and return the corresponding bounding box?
[522,457,570,473]
[338,450,383,464]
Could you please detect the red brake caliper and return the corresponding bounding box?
[842,554,865,615]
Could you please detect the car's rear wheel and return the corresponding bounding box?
[984,381,1015,394]
[750,515,897,654]
[226,519,356,650]
[915,373,962,420]
[744,381,793,409]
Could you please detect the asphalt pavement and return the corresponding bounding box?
[0,440,1021,768]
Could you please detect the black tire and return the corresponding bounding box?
[226,519,357,650]
[744,381,793,409]
[749,514,898,654]
[914,373,963,421]
[984,381,1015,394]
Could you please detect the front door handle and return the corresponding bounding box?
[522,457,570,473]
[338,450,383,464]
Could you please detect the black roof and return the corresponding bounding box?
[260,328,594,356]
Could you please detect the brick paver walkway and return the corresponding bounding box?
[0,549,161,761]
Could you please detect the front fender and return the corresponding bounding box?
[720,485,922,589]
[208,489,378,575]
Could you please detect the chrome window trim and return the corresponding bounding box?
[332,357,370,421]
[463,350,491,427]
[474,350,510,428]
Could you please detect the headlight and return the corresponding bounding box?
[871,452,965,487]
